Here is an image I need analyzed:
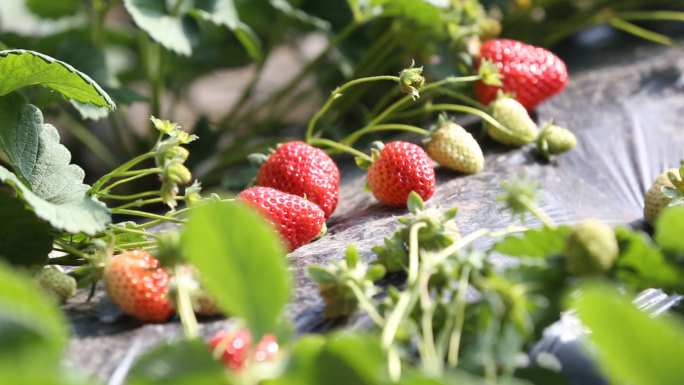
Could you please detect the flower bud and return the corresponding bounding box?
[184,181,202,207]
[399,62,425,100]
[165,146,190,162]
[164,162,192,185]
[150,116,179,134]
[161,182,179,209]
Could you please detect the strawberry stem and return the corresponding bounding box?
[342,124,430,146]
[89,152,157,193]
[447,264,471,367]
[110,209,186,224]
[174,265,199,338]
[428,104,537,143]
[306,76,401,142]
[98,191,161,200]
[347,280,386,327]
[112,196,186,211]
[517,195,557,229]
[308,138,373,163]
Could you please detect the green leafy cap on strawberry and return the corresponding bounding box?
[398,192,460,251]
[308,245,386,318]
[661,165,684,208]
[478,59,503,87]
[498,175,543,223]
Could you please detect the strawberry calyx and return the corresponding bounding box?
[399,192,460,251]
[308,245,386,318]
[399,61,425,100]
[662,165,684,208]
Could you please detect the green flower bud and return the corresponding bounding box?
[164,162,192,185]
[399,62,425,100]
[150,116,179,134]
[165,146,190,162]
[161,182,179,209]
[184,181,202,207]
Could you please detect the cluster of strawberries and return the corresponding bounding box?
[80,38,577,370]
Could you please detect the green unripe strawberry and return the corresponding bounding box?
[536,123,577,159]
[564,220,618,276]
[487,97,537,146]
[644,168,684,226]
[425,121,484,174]
[35,267,77,301]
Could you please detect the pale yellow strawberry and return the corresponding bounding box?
[425,122,484,174]
[487,97,537,146]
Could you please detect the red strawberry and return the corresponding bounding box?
[237,187,325,251]
[476,39,568,111]
[207,329,279,370]
[103,250,175,323]
[367,141,436,207]
[254,141,340,219]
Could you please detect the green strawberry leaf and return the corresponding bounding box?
[269,0,331,31]
[26,0,80,19]
[0,262,68,370]
[311,333,386,385]
[492,226,569,258]
[125,0,261,60]
[0,50,115,109]
[572,282,684,385]
[377,0,445,34]
[182,201,290,342]
[614,226,684,293]
[123,0,199,56]
[0,166,111,235]
[654,206,684,254]
[127,339,230,385]
[307,265,335,284]
[0,191,52,267]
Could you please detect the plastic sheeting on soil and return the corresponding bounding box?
[65,41,684,383]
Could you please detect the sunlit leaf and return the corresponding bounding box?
[493,226,569,258]
[0,94,110,234]
[573,282,684,385]
[654,206,684,254]
[0,50,115,109]
[182,201,290,342]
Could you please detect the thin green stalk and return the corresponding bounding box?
[48,254,87,266]
[517,195,557,229]
[230,21,363,132]
[111,209,186,224]
[615,10,684,22]
[99,191,161,200]
[388,345,402,382]
[381,223,426,349]
[108,224,160,240]
[308,138,373,162]
[108,168,162,178]
[96,171,159,195]
[113,197,175,211]
[90,152,156,193]
[609,18,684,49]
[342,124,429,146]
[347,280,385,327]
[419,271,439,375]
[116,240,158,249]
[174,265,199,338]
[436,88,487,110]
[346,0,364,23]
[447,264,471,367]
[428,104,536,143]
[131,207,193,230]
[368,76,481,127]
[60,112,118,169]
[53,241,89,259]
[306,75,400,141]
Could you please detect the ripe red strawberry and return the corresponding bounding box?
[253,141,340,219]
[103,250,175,323]
[207,329,279,370]
[237,187,325,251]
[476,39,568,111]
[367,141,435,207]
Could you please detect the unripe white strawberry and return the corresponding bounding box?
[425,121,484,174]
[35,267,77,301]
[644,168,684,226]
[564,220,618,276]
[536,123,577,159]
[487,97,537,146]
